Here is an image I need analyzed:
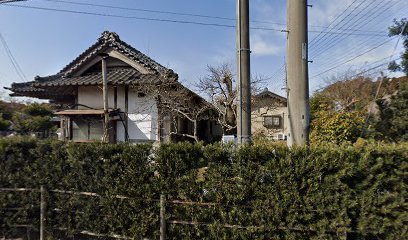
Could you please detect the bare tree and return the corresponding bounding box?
[196,64,236,134]
[195,63,266,134]
[132,76,216,142]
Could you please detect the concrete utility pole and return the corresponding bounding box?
[286,0,310,146]
[160,194,166,240]
[236,0,251,144]
[100,53,110,142]
[40,186,45,240]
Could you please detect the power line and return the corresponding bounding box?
[0,32,26,81]
[316,14,405,67]
[2,3,285,32]
[310,0,383,56]
[308,30,386,37]
[44,0,278,25]
[311,37,396,79]
[309,0,365,46]
[309,0,407,65]
[319,55,399,82]
[312,37,391,71]
[44,0,386,35]
[310,0,376,54]
[311,0,401,58]
[313,0,404,58]
[311,8,407,66]
[0,2,389,37]
[309,0,399,59]
[309,25,383,34]
[348,57,401,79]
[1,1,402,84]
[267,63,286,80]
[0,0,26,3]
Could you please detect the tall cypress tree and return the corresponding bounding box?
[388,18,408,75]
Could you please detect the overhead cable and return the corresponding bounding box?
[0,32,26,81]
[309,0,366,46]
[311,37,396,79]
[1,3,285,32]
[311,0,402,58]
[310,0,376,54]
[44,0,385,35]
[0,3,389,37]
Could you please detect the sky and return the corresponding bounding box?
[0,0,406,102]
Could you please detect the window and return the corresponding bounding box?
[72,119,87,140]
[263,115,282,129]
[72,118,104,141]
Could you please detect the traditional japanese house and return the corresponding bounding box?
[6,31,222,143]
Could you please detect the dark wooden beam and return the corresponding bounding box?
[124,86,129,142]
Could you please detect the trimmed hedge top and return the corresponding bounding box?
[1,137,407,239]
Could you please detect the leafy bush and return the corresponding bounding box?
[12,113,54,135]
[22,103,53,117]
[311,110,365,144]
[375,82,408,142]
[0,103,13,121]
[0,114,10,131]
[0,138,407,239]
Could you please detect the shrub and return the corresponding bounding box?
[0,114,10,131]
[0,138,406,239]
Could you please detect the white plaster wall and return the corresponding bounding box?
[115,86,126,142]
[127,89,158,142]
[77,86,116,109]
[77,86,158,142]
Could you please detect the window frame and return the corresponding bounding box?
[263,115,282,129]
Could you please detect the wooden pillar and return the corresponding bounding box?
[125,86,129,142]
[101,55,109,142]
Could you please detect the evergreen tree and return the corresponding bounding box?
[388,18,408,75]
[12,103,54,135]
[375,82,408,141]
[0,114,10,131]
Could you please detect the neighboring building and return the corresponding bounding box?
[251,88,288,140]
[6,31,222,143]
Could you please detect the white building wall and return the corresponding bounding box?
[115,86,126,142]
[77,86,116,109]
[77,86,158,142]
[127,89,158,142]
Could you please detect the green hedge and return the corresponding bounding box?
[0,137,407,239]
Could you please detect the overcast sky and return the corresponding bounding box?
[0,0,406,102]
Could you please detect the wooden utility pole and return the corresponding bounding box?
[100,53,109,142]
[287,0,310,146]
[236,0,251,144]
[160,194,166,240]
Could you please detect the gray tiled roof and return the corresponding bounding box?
[60,31,177,79]
[4,81,64,98]
[33,68,161,87]
[254,88,287,103]
[6,82,43,93]
[7,31,177,98]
